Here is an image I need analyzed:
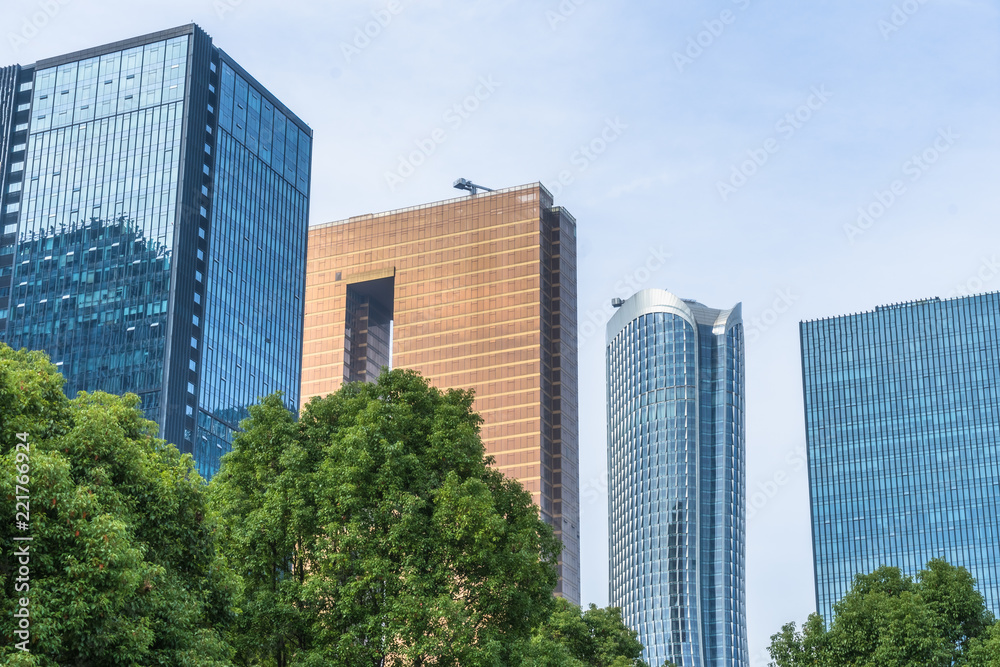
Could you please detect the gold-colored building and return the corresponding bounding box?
[302,183,580,603]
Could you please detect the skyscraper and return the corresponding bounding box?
[607,289,747,667]
[801,293,1000,622]
[0,25,311,478]
[302,182,580,604]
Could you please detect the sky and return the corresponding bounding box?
[6,0,1000,662]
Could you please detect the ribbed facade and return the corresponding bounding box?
[607,289,747,667]
[0,64,30,335]
[802,293,1000,623]
[0,25,311,478]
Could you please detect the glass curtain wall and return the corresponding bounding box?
[6,36,189,418]
[802,293,1000,622]
[607,290,747,667]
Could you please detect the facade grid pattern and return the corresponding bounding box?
[0,25,311,478]
[801,293,1000,623]
[4,36,189,419]
[302,183,580,604]
[195,57,310,478]
[0,64,23,316]
[607,289,747,667]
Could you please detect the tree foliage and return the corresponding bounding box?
[211,369,562,666]
[768,559,999,667]
[208,391,322,665]
[0,343,234,665]
[519,597,656,667]
[968,620,1000,665]
[1,354,656,666]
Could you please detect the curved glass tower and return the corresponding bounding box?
[607,289,747,667]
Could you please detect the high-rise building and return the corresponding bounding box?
[801,293,1000,622]
[302,183,580,604]
[0,25,311,478]
[607,289,748,667]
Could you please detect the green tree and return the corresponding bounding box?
[519,597,655,667]
[0,344,234,665]
[968,619,1000,665]
[768,559,997,667]
[208,392,323,666]
[211,369,561,666]
[766,614,827,667]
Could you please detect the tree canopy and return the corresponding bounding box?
[768,559,999,667]
[2,354,654,667]
[518,596,658,667]
[0,343,234,666]
[210,369,562,666]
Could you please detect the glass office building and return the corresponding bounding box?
[303,183,581,605]
[607,289,748,667]
[802,293,1000,623]
[0,25,311,478]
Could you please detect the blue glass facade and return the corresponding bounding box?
[801,293,1000,623]
[195,58,310,477]
[607,289,747,667]
[0,25,311,478]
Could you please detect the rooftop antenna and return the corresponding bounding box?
[453,178,494,196]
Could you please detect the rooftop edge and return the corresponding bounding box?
[800,291,1000,325]
[309,182,559,230]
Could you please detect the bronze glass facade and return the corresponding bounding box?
[303,183,580,603]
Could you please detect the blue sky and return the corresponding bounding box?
[6,0,999,662]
